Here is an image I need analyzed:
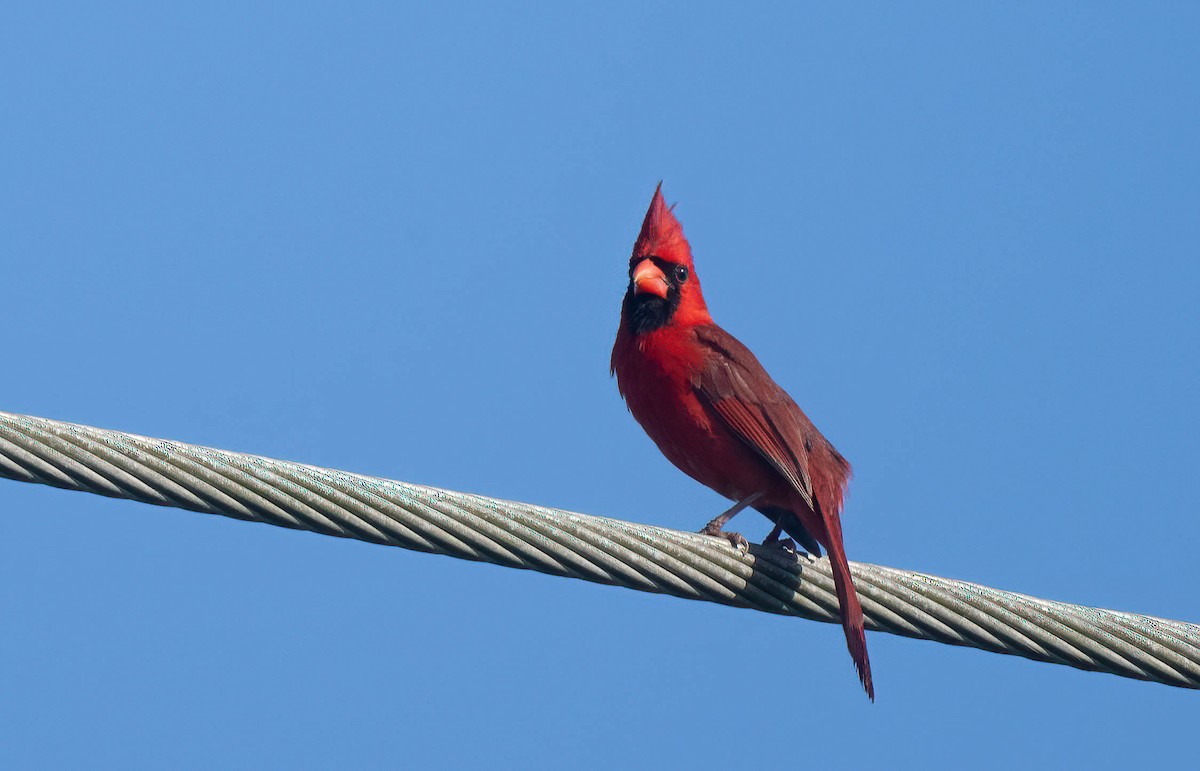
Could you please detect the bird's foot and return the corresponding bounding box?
[699,522,749,554]
[754,535,800,565]
[762,536,797,554]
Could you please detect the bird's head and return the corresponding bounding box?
[622,183,711,334]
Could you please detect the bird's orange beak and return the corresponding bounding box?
[631,258,669,299]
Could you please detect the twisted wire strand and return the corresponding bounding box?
[1,411,1197,690]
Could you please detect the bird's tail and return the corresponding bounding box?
[822,511,874,701]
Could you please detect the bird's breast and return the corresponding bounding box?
[613,330,781,503]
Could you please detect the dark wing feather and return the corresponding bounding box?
[690,325,815,511]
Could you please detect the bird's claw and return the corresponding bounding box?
[763,536,797,554]
[753,536,801,566]
[699,524,749,554]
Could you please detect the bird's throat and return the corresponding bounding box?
[624,289,680,335]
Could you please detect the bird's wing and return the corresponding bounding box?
[692,325,870,699]
[690,324,815,511]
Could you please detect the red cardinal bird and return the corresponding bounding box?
[611,184,874,700]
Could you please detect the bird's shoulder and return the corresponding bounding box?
[689,323,790,406]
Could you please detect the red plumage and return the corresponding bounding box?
[611,184,874,700]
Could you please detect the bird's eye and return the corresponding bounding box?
[674,265,689,283]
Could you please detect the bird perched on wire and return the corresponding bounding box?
[611,184,874,700]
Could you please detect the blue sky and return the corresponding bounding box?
[2,3,1197,768]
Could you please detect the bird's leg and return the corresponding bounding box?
[699,492,762,552]
[701,492,761,532]
[762,516,797,554]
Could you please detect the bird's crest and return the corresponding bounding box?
[632,182,693,267]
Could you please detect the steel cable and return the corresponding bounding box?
[1,410,1196,690]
